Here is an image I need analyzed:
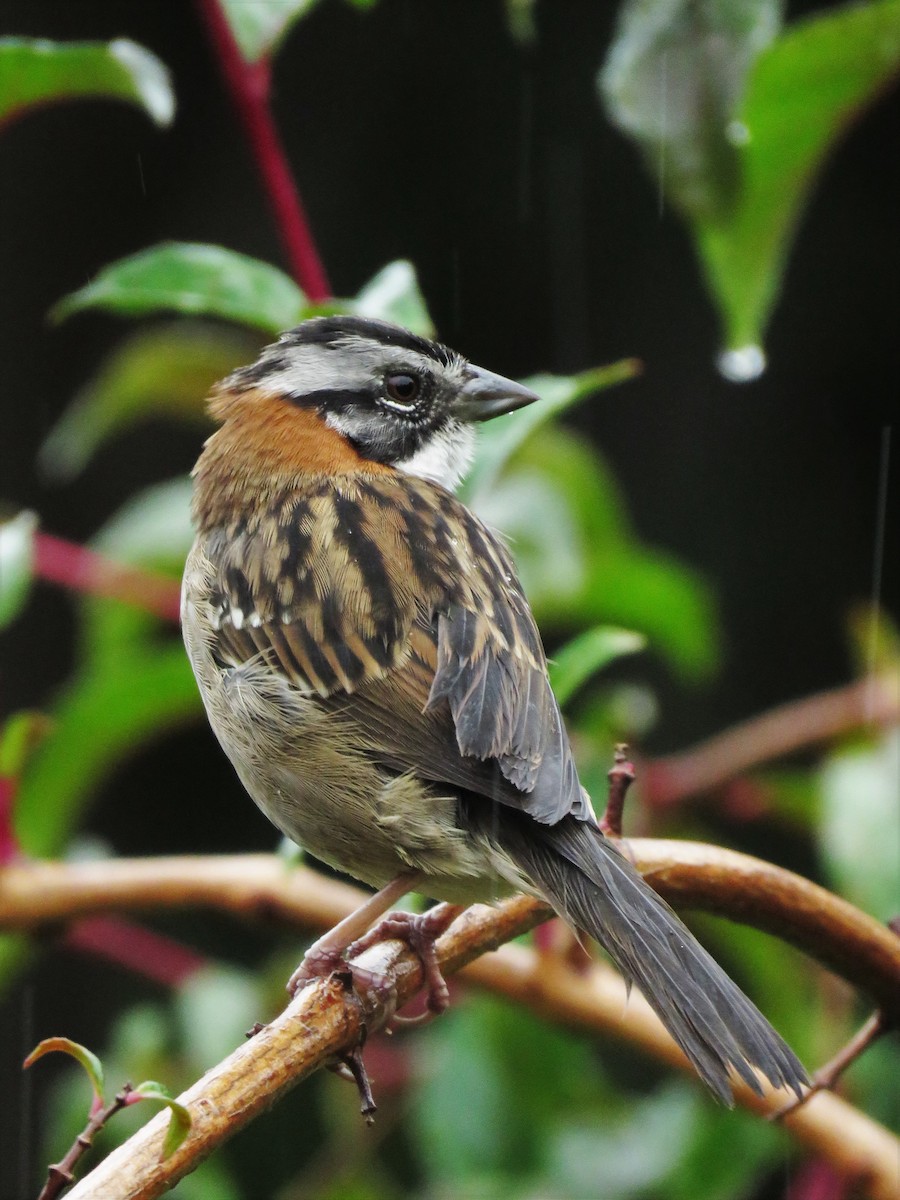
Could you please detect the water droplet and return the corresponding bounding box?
[726,120,751,146]
[717,344,767,383]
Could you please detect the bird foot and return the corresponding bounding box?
[346,903,463,1018]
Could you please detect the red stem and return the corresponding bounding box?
[34,533,181,623]
[65,916,206,988]
[196,0,332,301]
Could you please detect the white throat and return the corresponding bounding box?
[393,421,476,491]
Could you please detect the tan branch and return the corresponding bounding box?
[55,886,900,1200]
[3,843,897,1017]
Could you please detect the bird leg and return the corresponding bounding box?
[286,872,422,997]
[346,902,465,1020]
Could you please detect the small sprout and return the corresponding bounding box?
[129,1081,192,1158]
[24,1036,105,1108]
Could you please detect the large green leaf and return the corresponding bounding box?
[463,361,639,507]
[413,995,609,1184]
[79,478,193,670]
[700,0,900,368]
[0,511,36,627]
[40,323,261,481]
[600,0,781,221]
[0,37,174,128]
[14,647,201,858]
[478,427,719,680]
[52,243,306,334]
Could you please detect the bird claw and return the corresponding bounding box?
[346,904,461,1018]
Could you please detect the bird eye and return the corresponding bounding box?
[384,373,420,406]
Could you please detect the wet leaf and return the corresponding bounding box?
[698,0,900,362]
[600,0,781,220]
[14,647,202,857]
[24,1037,105,1105]
[0,511,36,627]
[52,243,306,334]
[40,323,261,481]
[0,37,174,128]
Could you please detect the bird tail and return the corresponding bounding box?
[473,807,807,1104]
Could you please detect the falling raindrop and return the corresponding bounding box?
[717,344,767,382]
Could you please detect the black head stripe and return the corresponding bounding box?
[278,316,458,369]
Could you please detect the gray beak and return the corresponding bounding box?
[452,364,540,423]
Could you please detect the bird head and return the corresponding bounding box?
[202,316,540,496]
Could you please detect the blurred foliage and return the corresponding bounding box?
[2,5,898,1199]
[0,36,173,128]
[601,0,900,373]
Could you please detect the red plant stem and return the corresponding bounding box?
[196,0,332,301]
[0,777,19,864]
[65,916,206,988]
[34,533,181,623]
[786,1159,851,1200]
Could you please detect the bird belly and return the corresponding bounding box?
[183,596,516,903]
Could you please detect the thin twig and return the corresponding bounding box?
[642,673,899,808]
[195,0,331,300]
[771,1011,890,1122]
[37,1083,133,1200]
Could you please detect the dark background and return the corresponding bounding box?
[1,1,897,1191]
[3,0,897,741]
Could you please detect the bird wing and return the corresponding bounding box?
[203,472,590,825]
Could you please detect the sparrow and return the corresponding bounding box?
[181,315,807,1104]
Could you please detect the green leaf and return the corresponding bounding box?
[24,1037,105,1104]
[463,360,640,507]
[0,511,36,627]
[698,0,900,365]
[0,711,52,779]
[477,427,719,680]
[176,965,266,1071]
[413,995,608,1183]
[0,37,174,128]
[349,259,434,336]
[600,0,781,221]
[130,1081,192,1158]
[820,729,900,922]
[52,243,306,334]
[220,0,323,63]
[668,1100,782,1200]
[545,1082,700,1199]
[549,626,646,706]
[40,323,261,481]
[14,646,202,857]
[79,477,193,671]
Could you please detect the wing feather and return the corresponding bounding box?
[198,473,591,823]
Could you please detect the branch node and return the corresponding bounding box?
[600,743,636,837]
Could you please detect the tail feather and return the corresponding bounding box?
[478,808,807,1104]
